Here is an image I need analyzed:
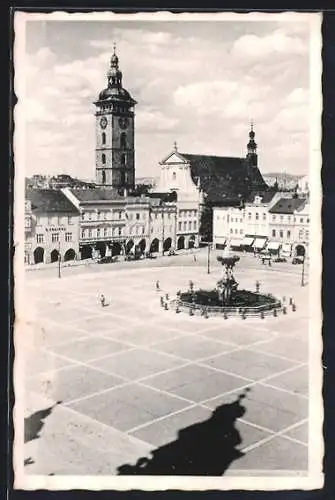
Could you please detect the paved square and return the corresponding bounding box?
[23,260,311,476]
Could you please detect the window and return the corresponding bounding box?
[120,133,127,149]
[36,234,44,243]
[248,212,252,220]
[272,229,276,237]
[272,215,276,221]
[88,212,92,221]
[300,217,304,223]
[172,172,176,181]
[240,229,243,234]
[81,229,86,239]
[188,221,192,230]
[193,221,197,230]
[288,216,291,223]
[279,230,283,238]
[51,233,59,243]
[102,132,106,145]
[102,153,106,165]
[104,228,108,237]
[183,221,187,230]
[287,230,291,239]
[168,213,171,219]
[178,221,182,231]
[88,229,92,238]
[97,228,101,238]
[119,211,122,219]
[230,228,233,234]
[118,227,122,236]
[65,232,72,242]
[255,213,259,220]
[263,213,266,221]
[280,215,284,222]
[305,230,309,240]
[97,212,101,220]
[299,229,303,240]
[307,218,310,223]
[136,213,140,220]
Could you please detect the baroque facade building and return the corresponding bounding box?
[154,125,267,247]
[62,187,177,259]
[25,189,80,264]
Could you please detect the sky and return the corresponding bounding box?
[21,15,313,181]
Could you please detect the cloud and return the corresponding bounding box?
[231,28,306,61]
[22,19,312,179]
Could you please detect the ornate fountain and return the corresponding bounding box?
[174,253,281,318]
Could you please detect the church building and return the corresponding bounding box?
[94,46,136,191]
[154,124,268,245]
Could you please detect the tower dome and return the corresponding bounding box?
[97,45,136,105]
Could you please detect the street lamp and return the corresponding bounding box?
[207,241,211,274]
[58,239,61,279]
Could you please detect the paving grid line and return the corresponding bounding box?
[24,264,310,470]
[33,332,304,395]
[26,389,156,452]
[240,418,309,453]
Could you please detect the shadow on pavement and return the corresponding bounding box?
[117,388,251,476]
[24,401,62,444]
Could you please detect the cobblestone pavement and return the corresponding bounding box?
[22,260,310,476]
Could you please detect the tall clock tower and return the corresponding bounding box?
[94,47,137,191]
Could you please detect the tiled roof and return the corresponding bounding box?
[269,197,305,214]
[26,189,79,214]
[180,153,267,203]
[245,189,278,204]
[69,188,124,202]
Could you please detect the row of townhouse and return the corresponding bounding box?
[213,190,310,260]
[24,187,183,265]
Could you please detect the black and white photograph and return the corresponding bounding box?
[13,11,323,491]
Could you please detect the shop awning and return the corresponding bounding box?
[253,237,267,249]
[267,241,280,251]
[241,236,255,246]
[229,239,242,247]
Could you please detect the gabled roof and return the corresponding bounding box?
[26,189,79,214]
[269,197,305,214]
[179,153,267,203]
[245,189,278,205]
[69,188,124,202]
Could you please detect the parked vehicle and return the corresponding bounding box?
[97,256,118,264]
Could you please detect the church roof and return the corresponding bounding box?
[26,189,79,214]
[179,153,267,203]
[269,197,305,214]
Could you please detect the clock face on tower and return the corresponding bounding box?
[119,117,129,130]
[100,117,107,129]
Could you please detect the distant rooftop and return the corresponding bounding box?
[269,197,305,214]
[26,189,79,214]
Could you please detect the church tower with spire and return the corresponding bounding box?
[94,46,137,191]
[246,121,258,169]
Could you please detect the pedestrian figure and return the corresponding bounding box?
[268,259,272,267]
[156,280,160,291]
[193,254,197,262]
[166,293,169,301]
[100,294,106,307]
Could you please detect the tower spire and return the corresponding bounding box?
[246,121,258,168]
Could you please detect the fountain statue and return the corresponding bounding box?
[216,255,240,305]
